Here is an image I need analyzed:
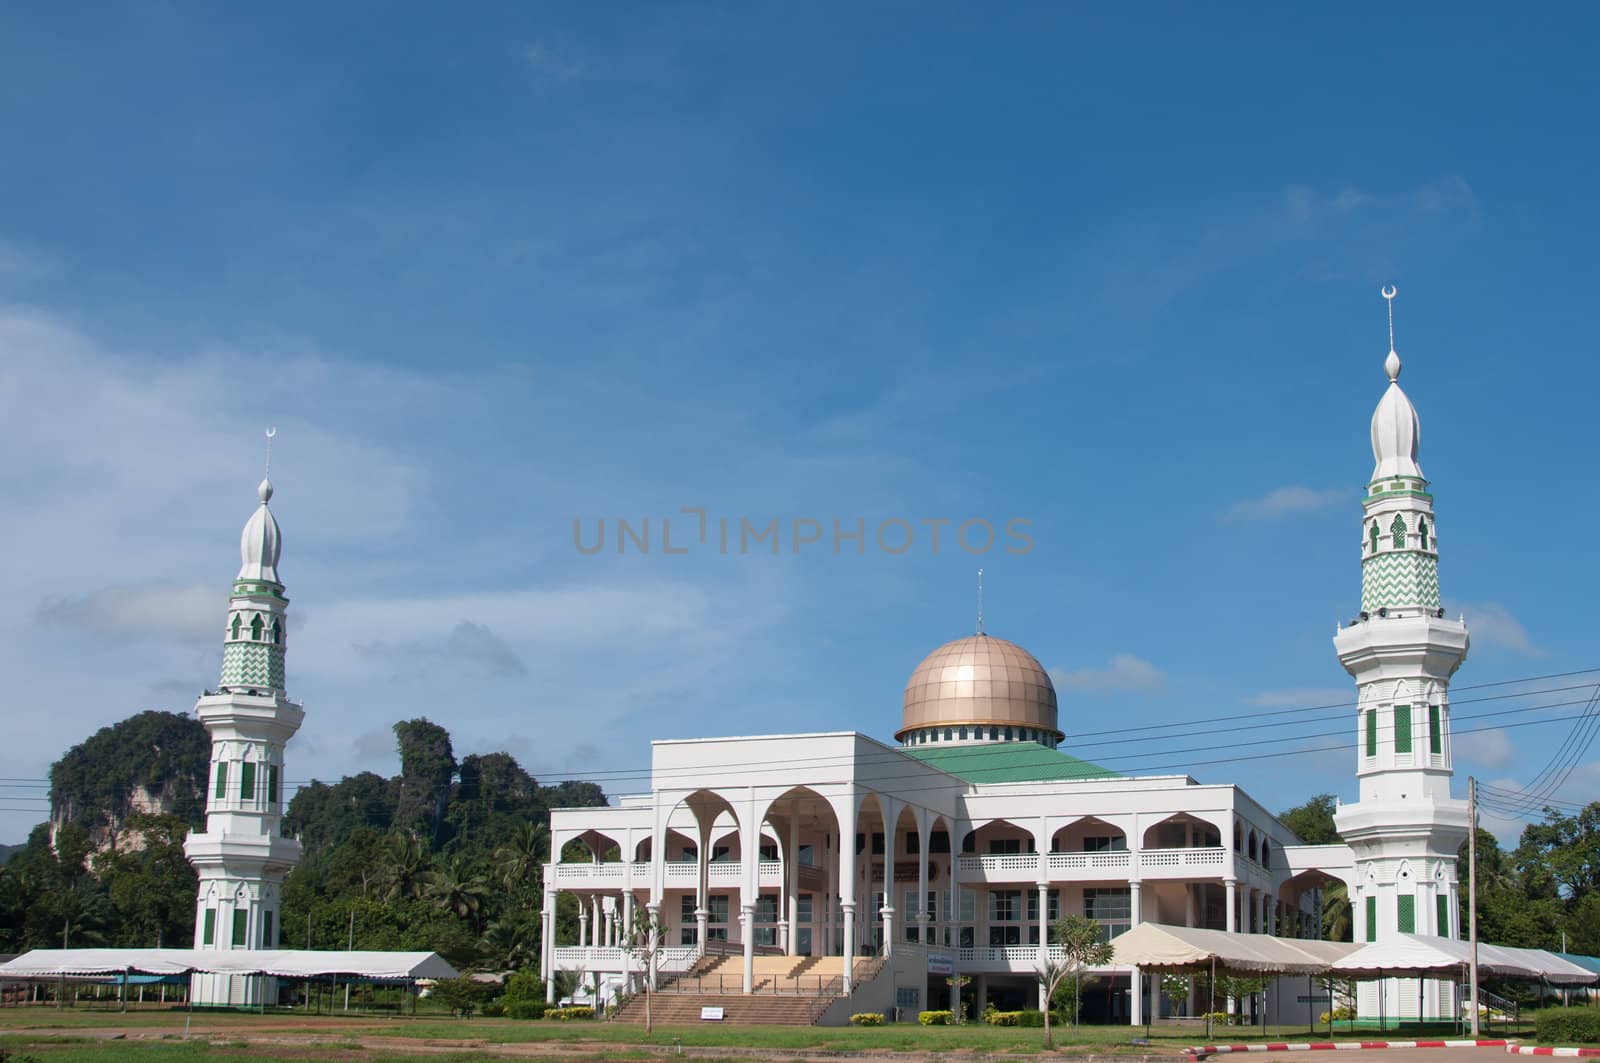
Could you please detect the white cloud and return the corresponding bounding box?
[1414,175,1478,216]
[1244,687,1353,710]
[356,619,527,679]
[1050,654,1166,694]
[36,582,222,645]
[523,43,585,81]
[1226,486,1347,521]
[1456,727,1519,771]
[1448,601,1544,656]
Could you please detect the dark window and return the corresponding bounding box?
[239,761,256,802]
[961,832,976,854]
[1398,895,1415,933]
[1365,896,1377,942]
[261,910,275,948]
[929,831,950,854]
[1429,705,1442,755]
[905,832,919,855]
[214,762,228,800]
[203,908,216,945]
[232,909,248,947]
[1394,704,1412,754]
[1366,709,1378,757]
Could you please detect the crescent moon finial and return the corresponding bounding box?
[263,426,277,479]
[1381,285,1398,355]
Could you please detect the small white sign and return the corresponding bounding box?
[927,954,955,976]
[700,1006,725,1021]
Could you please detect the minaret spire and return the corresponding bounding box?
[976,568,984,636]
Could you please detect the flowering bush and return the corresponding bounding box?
[849,1012,884,1025]
[919,1010,952,1025]
[547,1005,594,1021]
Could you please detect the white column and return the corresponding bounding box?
[787,815,800,956]
[880,799,896,957]
[1036,883,1050,1010]
[834,789,858,994]
[623,890,635,944]
[646,902,661,990]
[915,812,930,945]
[579,903,590,953]
[1225,879,1237,933]
[742,904,756,993]
[1130,880,1144,1026]
[542,890,557,1003]
[739,791,761,994]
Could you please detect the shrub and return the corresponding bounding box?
[547,1005,594,1021]
[480,1002,505,1017]
[1015,1010,1045,1027]
[502,969,543,1004]
[1319,1006,1355,1025]
[985,1010,1018,1026]
[919,1010,952,1025]
[1536,1008,1600,1045]
[1203,1011,1233,1025]
[849,1012,884,1025]
[506,1000,549,1020]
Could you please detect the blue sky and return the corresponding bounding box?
[3,3,1598,845]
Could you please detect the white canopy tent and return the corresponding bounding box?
[1331,934,1595,986]
[0,949,459,982]
[1111,922,1360,974]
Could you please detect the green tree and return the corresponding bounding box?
[95,813,197,946]
[1278,794,1342,845]
[1036,914,1114,1044]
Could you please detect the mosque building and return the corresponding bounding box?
[539,292,1467,1025]
[157,291,1465,1022]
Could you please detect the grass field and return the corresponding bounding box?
[0,1006,1535,1062]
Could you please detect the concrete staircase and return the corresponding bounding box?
[613,954,889,1026]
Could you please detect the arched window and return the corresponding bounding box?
[1369,522,1380,553]
[1391,513,1407,549]
[271,618,282,645]
[989,726,999,740]
[1418,517,1429,551]
[249,615,264,640]
[230,615,241,639]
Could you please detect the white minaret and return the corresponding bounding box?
[1333,288,1470,1023]
[183,436,305,1006]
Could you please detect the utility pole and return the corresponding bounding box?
[1468,776,1479,1037]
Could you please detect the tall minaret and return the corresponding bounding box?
[183,438,305,1005]
[1333,288,1470,1022]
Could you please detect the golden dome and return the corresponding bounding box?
[897,633,1061,745]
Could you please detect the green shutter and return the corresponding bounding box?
[240,762,256,802]
[1365,896,1377,942]
[1429,705,1442,755]
[261,910,274,948]
[268,764,280,805]
[1394,704,1412,754]
[232,910,248,946]
[214,762,228,800]
[1366,710,1378,757]
[203,908,216,945]
[1398,894,1415,933]
[1436,893,1450,936]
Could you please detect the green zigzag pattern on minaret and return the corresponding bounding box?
[1361,550,1441,612]
[221,642,286,690]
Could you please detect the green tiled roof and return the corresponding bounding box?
[904,743,1119,784]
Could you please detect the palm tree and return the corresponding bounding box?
[378,833,428,902]
[479,918,536,972]
[1322,881,1352,941]
[492,823,547,906]
[425,855,490,930]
